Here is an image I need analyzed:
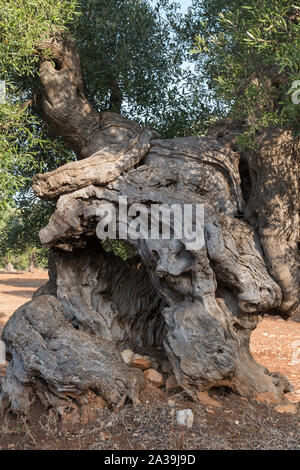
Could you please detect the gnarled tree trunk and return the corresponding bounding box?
[0,33,299,418]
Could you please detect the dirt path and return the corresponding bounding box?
[251,318,300,403]
[0,270,299,402]
[0,270,48,329]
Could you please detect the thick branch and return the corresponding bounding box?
[32,126,153,200]
[38,33,143,159]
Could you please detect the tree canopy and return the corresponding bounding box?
[185,0,300,147]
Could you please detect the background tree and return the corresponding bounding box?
[184,0,300,146]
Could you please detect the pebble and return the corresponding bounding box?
[121,349,134,364]
[176,409,194,428]
[144,368,164,388]
[275,403,298,415]
[162,360,172,374]
[131,354,153,370]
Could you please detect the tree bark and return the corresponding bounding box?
[0,33,298,418]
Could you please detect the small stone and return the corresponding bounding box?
[121,349,134,364]
[144,368,164,388]
[176,409,194,428]
[139,384,166,403]
[275,403,298,415]
[167,399,175,407]
[166,374,179,392]
[0,341,6,365]
[131,354,153,370]
[162,360,172,374]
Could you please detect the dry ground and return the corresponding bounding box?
[251,318,300,403]
[0,269,48,322]
[0,270,299,450]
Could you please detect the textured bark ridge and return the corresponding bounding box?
[1,34,299,417]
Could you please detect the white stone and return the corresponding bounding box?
[0,341,6,365]
[121,349,134,364]
[176,409,194,428]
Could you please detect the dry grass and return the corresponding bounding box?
[0,389,298,450]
